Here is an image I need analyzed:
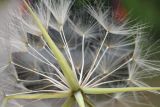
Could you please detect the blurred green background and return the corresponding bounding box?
[122,0,160,41]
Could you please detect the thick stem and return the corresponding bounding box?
[82,87,160,94]
[23,0,79,91]
[74,91,85,107]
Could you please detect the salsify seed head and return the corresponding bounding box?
[0,0,160,107]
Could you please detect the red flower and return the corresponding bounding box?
[113,0,127,22]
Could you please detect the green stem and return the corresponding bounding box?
[23,0,79,91]
[62,97,75,107]
[1,91,70,107]
[82,87,160,94]
[5,91,70,99]
[74,91,85,107]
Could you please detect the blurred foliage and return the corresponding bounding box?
[122,0,160,40]
[0,0,8,7]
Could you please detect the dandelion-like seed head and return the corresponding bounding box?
[0,0,160,107]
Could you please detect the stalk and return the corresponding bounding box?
[74,91,85,107]
[1,91,70,107]
[82,87,160,94]
[5,92,70,99]
[23,0,79,91]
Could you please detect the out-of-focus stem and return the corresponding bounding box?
[1,98,8,107]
